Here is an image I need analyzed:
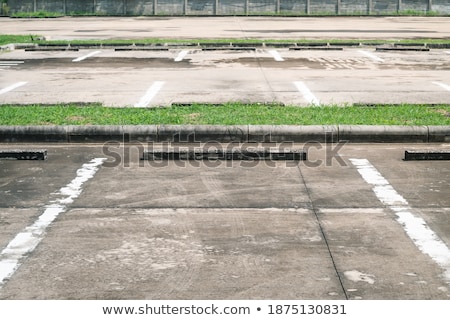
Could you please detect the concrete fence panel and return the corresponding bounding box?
[310,0,337,14]
[401,0,429,13]
[36,0,64,12]
[219,0,246,15]
[340,0,369,14]
[65,0,95,15]
[434,0,450,14]
[6,0,449,15]
[125,0,155,15]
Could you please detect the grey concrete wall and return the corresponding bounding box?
[6,0,450,15]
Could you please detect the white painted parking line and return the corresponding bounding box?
[268,50,284,61]
[445,51,450,55]
[174,50,189,62]
[0,61,25,67]
[0,158,106,288]
[72,50,102,62]
[433,81,450,92]
[0,82,27,95]
[293,81,320,105]
[350,158,450,281]
[134,81,165,108]
[358,50,384,62]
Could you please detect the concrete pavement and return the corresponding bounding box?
[0,143,449,299]
[1,16,450,301]
[1,47,449,106]
[1,16,450,41]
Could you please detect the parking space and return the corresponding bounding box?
[0,143,449,299]
[1,16,449,302]
[0,47,449,106]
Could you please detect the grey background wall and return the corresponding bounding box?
[5,0,450,15]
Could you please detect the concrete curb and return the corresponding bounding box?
[1,125,449,143]
[7,42,450,51]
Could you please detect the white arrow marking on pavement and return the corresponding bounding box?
[0,82,27,95]
[358,50,384,62]
[134,81,165,108]
[350,158,450,281]
[72,50,102,62]
[0,158,106,288]
[268,50,284,61]
[174,50,189,62]
[293,81,320,105]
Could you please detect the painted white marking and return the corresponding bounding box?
[350,158,450,281]
[174,50,189,62]
[433,81,450,92]
[0,61,25,65]
[268,50,284,61]
[0,82,27,95]
[134,81,165,108]
[0,158,106,287]
[358,50,384,62]
[445,51,450,55]
[72,50,101,62]
[344,270,375,284]
[293,81,320,105]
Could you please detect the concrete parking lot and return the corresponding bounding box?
[0,142,449,299]
[0,16,449,300]
[1,16,450,41]
[1,16,449,107]
[1,47,449,106]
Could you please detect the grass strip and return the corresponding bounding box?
[2,35,450,47]
[34,38,450,46]
[0,104,449,126]
[10,11,65,18]
[0,34,37,46]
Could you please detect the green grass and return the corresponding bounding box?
[33,38,450,46]
[2,34,450,47]
[0,34,38,46]
[0,104,449,126]
[10,11,64,18]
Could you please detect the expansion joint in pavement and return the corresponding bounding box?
[296,164,349,300]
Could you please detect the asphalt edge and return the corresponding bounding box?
[0,125,449,143]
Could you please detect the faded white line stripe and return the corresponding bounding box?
[350,158,450,281]
[0,82,27,95]
[0,158,106,288]
[294,81,320,105]
[72,50,102,62]
[134,81,165,108]
[268,49,284,61]
[358,50,384,62]
[433,81,450,92]
[174,50,189,62]
[445,51,450,55]
[0,61,25,64]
